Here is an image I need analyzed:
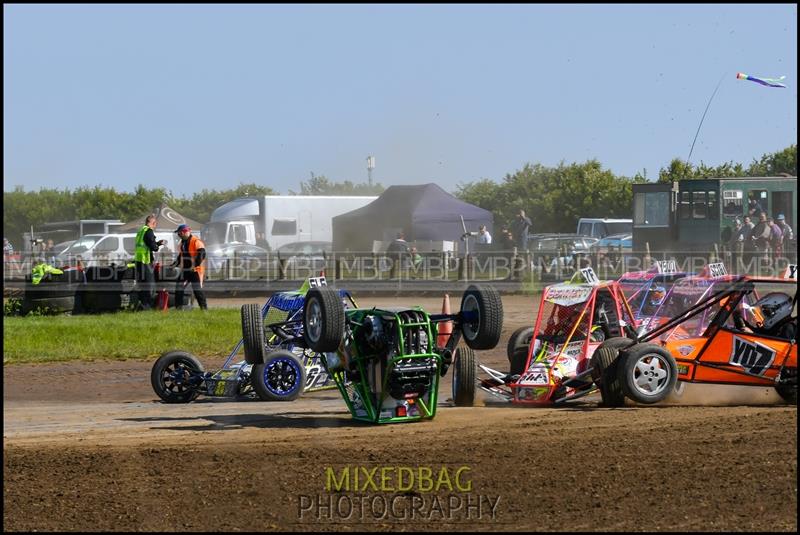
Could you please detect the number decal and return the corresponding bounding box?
[580,267,599,285]
[729,335,776,376]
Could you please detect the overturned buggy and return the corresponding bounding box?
[300,284,503,423]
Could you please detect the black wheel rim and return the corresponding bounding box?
[264,357,302,396]
[161,359,200,396]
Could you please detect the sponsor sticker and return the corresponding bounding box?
[518,367,549,385]
[784,264,797,280]
[545,285,593,306]
[676,363,690,375]
[729,335,776,376]
[677,345,695,357]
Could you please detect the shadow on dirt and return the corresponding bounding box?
[119,411,372,430]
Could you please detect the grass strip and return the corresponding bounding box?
[3,309,243,365]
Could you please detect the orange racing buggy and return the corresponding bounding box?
[591,267,797,406]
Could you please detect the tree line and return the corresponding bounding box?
[3,145,795,246]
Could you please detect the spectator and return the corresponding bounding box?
[499,227,514,251]
[477,225,492,245]
[43,239,57,260]
[31,257,63,285]
[750,213,771,263]
[408,246,423,269]
[511,210,532,252]
[747,197,763,218]
[385,231,411,269]
[742,216,755,264]
[134,214,167,310]
[729,218,745,270]
[775,214,794,252]
[172,224,208,310]
[767,216,784,262]
[3,237,14,256]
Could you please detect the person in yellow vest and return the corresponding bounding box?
[134,214,167,310]
[31,258,63,285]
[171,224,208,310]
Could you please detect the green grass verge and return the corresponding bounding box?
[3,309,244,365]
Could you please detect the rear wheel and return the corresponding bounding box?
[775,385,797,405]
[151,351,204,403]
[506,326,534,364]
[251,350,306,401]
[509,344,531,377]
[460,285,503,350]
[303,287,345,352]
[452,346,476,406]
[590,337,634,407]
[241,304,266,364]
[775,369,797,405]
[617,343,677,405]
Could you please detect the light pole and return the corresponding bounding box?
[366,155,375,187]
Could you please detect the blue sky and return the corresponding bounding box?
[4,4,797,197]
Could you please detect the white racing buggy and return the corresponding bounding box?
[151,276,349,403]
[453,268,640,406]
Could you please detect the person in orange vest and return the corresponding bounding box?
[170,224,208,310]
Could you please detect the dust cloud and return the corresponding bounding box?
[664,382,783,406]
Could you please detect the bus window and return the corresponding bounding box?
[722,190,742,218]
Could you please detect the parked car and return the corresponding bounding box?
[528,234,598,270]
[55,232,176,268]
[576,218,632,239]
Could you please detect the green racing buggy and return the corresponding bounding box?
[300,284,503,423]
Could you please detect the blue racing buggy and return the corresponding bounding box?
[151,276,351,403]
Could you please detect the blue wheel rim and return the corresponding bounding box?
[263,357,302,396]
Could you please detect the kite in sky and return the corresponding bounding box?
[736,72,787,88]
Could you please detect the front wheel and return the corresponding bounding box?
[506,326,534,364]
[590,337,635,407]
[251,350,307,401]
[617,343,677,405]
[452,346,476,406]
[241,303,266,365]
[151,350,205,403]
[303,287,345,352]
[460,285,503,350]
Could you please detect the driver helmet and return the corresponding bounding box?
[648,285,666,306]
[754,292,793,331]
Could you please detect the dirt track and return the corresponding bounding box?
[3,295,797,531]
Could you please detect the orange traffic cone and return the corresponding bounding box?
[437,293,453,348]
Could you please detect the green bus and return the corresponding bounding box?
[632,176,797,255]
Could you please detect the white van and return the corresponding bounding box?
[55,232,177,267]
[576,218,633,239]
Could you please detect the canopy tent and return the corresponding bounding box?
[332,183,493,252]
[115,204,204,234]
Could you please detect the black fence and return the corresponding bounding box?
[5,243,797,285]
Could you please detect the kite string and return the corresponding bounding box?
[686,72,727,168]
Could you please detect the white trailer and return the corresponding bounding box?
[203,195,378,250]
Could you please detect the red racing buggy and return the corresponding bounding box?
[454,268,640,405]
